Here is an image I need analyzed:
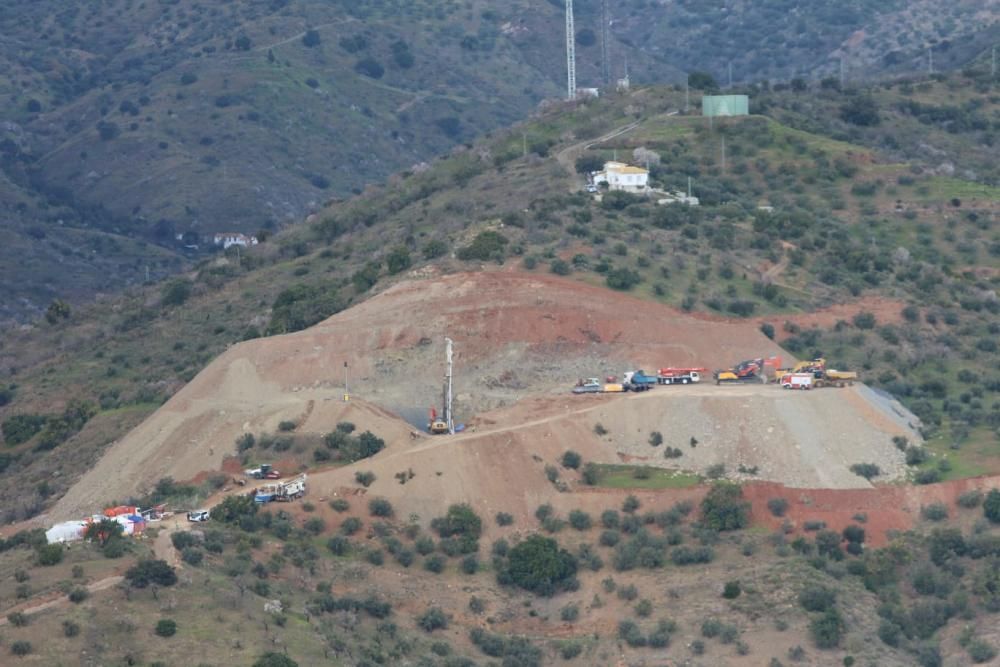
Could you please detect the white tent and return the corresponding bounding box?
[45,521,87,544]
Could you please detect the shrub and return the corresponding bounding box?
[340,517,362,535]
[431,504,483,539]
[63,620,80,637]
[560,604,579,622]
[700,482,750,531]
[495,512,514,526]
[957,490,983,508]
[850,463,881,480]
[852,311,876,329]
[418,607,449,632]
[581,463,600,485]
[635,598,653,617]
[181,548,204,566]
[569,510,592,531]
[799,585,835,612]
[326,536,351,556]
[622,495,640,514]
[649,432,663,447]
[355,471,376,487]
[921,503,948,522]
[10,641,32,656]
[155,619,177,637]
[125,560,177,588]
[723,581,742,599]
[501,534,577,596]
[461,555,478,574]
[599,530,620,547]
[424,554,445,573]
[810,608,844,649]
[905,446,929,466]
[36,543,64,566]
[8,611,28,626]
[330,498,350,512]
[253,653,299,667]
[984,489,1000,523]
[916,469,942,485]
[457,231,508,261]
[968,640,997,663]
[767,498,789,517]
[561,451,581,469]
[369,498,394,518]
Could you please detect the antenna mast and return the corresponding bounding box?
[445,337,455,435]
[565,0,577,100]
[601,0,610,86]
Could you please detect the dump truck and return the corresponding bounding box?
[657,368,706,385]
[780,358,858,387]
[623,370,657,392]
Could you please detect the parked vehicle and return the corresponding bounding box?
[244,463,279,479]
[780,373,813,390]
[187,510,210,522]
[657,367,706,385]
[623,370,657,392]
[572,378,603,394]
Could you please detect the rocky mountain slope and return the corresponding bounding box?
[2,0,996,319]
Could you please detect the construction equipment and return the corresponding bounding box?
[657,367,706,385]
[780,373,814,390]
[276,474,307,501]
[572,378,625,394]
[428,407,449,434]
[715,358,764,384]
[623,370,657,392]
[244,463,280,479]
[780,358,858,387]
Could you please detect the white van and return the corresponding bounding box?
[186,510,210,522]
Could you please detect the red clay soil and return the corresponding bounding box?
[747,476,1000,547]
[753,296,907,342]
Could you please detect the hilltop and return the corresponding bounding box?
[1,0,997,319]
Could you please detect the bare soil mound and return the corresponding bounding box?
[51,271,916,523]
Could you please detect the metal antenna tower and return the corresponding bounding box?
[444,337,455,435]
[565,0,577,100]
[601,0,610,86]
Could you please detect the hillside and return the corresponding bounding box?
[1,1,997,320]
[0,69,997,666]
[0,69,997,522]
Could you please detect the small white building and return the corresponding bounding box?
[213,233,259,249]
[593,161,649,193]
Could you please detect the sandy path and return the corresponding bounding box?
[0,575,124,625]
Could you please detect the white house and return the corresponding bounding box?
[213,232,259,249]
[593,161,649,193]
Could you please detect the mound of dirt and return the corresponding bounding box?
[50,271,914,522]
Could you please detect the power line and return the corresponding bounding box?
[601,0,610,86]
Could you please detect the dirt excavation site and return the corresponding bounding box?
[50,271,931,531]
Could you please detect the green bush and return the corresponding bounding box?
[253,653,299,667]
[355,471,376,487]
[984,489,1000,523]
[329,498,350,512]
[921,503,949,522]
[457,231,509,261]
[581,463,600,485]
[369,498,393,517]
[767,497,789,517]
[968,640,997,664]
[431,504,482,539]
[799,585,836,612]
[501,534,577,596]
[125,560,177,588]
[810,608,844,649]
[569,510,592,531]
[850,463,881,480]
[723,581,742,599]
[36,543,64,566]
[417,607,449,632]
[495,512,514,526]
[10,641,32,656]
[700,482,750,531]
[340,517,362,535]
[154,619,177,637]
[561,450,581,469]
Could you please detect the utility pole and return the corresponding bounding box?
[522,133,527,158]
[992,46,996,78]
[728,62,733,89]
[928,47,933,76]
[720,135,726,172]
[444,338,454,435]
[343,361,349,401]
[684,78,689,113]
[839,57,845,88]
[601,0,610,86]
[565,0,576,100]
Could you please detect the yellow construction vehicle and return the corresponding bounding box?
[814,369,858,388]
